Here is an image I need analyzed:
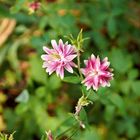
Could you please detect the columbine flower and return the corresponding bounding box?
[41,39,77,79]
[81,54,113,91]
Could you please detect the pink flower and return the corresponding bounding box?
[29,1,40,11]
[28,1,40,14]
[41,39,77,79]
[81,54,113,91]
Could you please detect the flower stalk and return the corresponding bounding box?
[77,50,83,80]
[41,29,114,138]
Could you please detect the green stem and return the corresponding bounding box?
[77,51,83,80]
[85,89,93,99]
[55,123,78,140]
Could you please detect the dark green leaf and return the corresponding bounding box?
[131,81,140,95]
[63,76,80,84]
[107,16,117,39]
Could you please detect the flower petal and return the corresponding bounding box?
[43,46,52,54]
[94,55,100,70]
[51,40,59,52]
[59,67,64,79]
[93,75,99,88]
[59,39,64,53]
[41,54,48,60]
[101,57,110,70]
[42,62,48,68]
[65,54,77,61]
[47,65,57,75]
[69,61,77,68]
[64,64,73,73]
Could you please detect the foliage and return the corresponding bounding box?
[0,132,15,140]
[0,0,140,140]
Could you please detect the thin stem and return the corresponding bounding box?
[77,50,85,97]
[77,51,83,80]
[73,71,80,77]
[55,123,78,140]
[85,89,93,99]
[65,128,79,140]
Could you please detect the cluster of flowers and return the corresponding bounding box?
[41,39,113,91]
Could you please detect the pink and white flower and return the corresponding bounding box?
[28,1,40,15]
[81,54,113,91]
[41,39,77,79]
[29,1,40,11]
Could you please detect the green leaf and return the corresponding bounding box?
[63,76,80,84]
[111,8,124,16]
[108,93,125,115]
[30,36,45,54]
[126,122,137,138]
[29,54,47,84]
[131,81,140,95]
[15,89,29,103]
[0,45,9,66]
[10,0,25,14]
[128,69,139,80]
[49,74,61,90]
[93,31,109,50]
[79,108,88,125]
[107,16,117,39]
[35,86,46,99]
[0,5,11,17]
[15,103,28,115]
[120,81,131,95]
[81,127,101,140]
[104,105,115,122]
[40,134,47,140]
[88,92,99,102]
[110,48,132,73]
[7,41,21,78]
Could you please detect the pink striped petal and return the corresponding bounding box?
[59,67,64,79]
[65,54,77,61]
[94,55,100,70]
[69,61,77,68]
[43,46,52,54]
[64,64,73,73]
[51,40,59,52]
[101,57,110,70]
[59,39,64,53]
[41,54,49,60]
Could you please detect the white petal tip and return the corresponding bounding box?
[41,55,43,59]
[43,46,47,49]
[91,54,95,58]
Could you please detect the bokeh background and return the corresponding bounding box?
[0,0,140,140]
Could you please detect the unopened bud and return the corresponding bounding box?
[46,130,53,140]
[29,1,40,14]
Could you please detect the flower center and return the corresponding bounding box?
[51,53,61,59]
[90,69,100,77]
[94,70,99,75]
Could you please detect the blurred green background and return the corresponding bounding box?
[0,0,140,140]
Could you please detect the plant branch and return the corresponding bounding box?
[77,50,83,80]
